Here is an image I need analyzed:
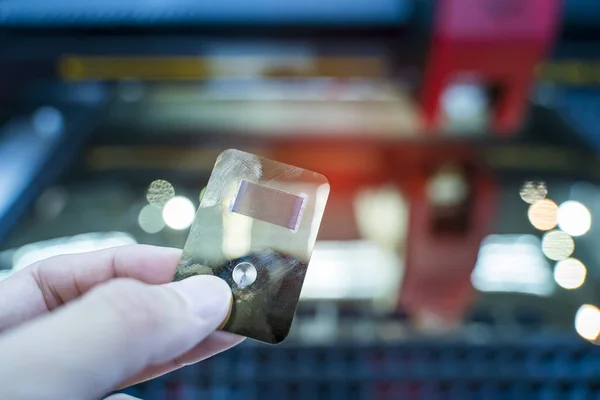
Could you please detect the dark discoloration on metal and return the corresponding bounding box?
[176,250,306,344]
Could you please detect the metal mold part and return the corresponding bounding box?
[174,149,330,344]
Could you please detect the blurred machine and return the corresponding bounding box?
[3,1,600,397]
[0,0,580,317]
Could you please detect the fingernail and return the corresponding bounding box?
[171,275,232,323]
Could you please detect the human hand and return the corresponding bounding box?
[0,245,243,400]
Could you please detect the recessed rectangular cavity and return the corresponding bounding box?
[232,180,304,230]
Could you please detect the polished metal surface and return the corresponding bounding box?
[174,149,330,343]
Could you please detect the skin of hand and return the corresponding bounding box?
[0,244,244,400]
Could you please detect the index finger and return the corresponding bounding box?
[0,244,181,332]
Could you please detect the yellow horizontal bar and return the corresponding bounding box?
[538,61,600,85]
[59,56,387,81]
[86,146,271,171]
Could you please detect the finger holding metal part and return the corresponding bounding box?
[174,149,330,344]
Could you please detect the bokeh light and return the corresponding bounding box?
[554,258,587,290]
[35,186,68,220]
[32,106,64,138]
[146,179,175,207]
[527,199,558,231]
[354,185,408,250]
[163,196,196,230]
[138,204,165,234]
[520,181,548,204]
[440,83,488,126]
[426,166,468,207]
[575,304,600,342]
[557,201,591,237]
[541,230,574,261]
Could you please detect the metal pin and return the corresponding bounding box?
[232,262,257,289]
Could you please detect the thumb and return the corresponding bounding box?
[0,275,232,400]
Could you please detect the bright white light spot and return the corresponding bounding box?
[575,304,600,341]
[471,234,554,296]
[554,258,587,290]
[163,196,195,230]
[557,201,591,237]
[138,204,165,234]
[441,83,487,124]
[542,230,575,261]
[301,241,402,300]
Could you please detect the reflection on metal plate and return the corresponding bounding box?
[174,149,330,344]
[232,180,304,230]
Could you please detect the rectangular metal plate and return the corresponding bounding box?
[174,149,330,344]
